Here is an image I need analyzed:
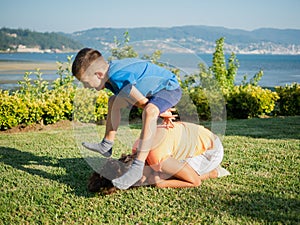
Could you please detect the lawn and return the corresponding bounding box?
[0,117,299,224]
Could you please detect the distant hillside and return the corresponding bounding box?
[2,26,299,54]
[0,28,83,53]
[67,25,300,54]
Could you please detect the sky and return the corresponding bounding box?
[0,0,299,33]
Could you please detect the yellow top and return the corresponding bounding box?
[146,122,215,166]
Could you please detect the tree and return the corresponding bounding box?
[210,37,239,95]
[109,31,138,60]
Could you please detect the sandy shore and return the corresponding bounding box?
[0,61,60,72]
[0,61,68,89]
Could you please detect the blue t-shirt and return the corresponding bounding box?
[105,58,180,97]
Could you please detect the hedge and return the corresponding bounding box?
[226,85,279,119]
[2,82,300,130]
[275,83,300,116]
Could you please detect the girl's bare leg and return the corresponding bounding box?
[152,158,219,188]
[154,158,202,188]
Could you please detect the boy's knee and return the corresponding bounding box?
[143,104,160,117]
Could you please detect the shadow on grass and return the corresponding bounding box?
[0,146,108,197]
[219,191,300,224]
[224,116,300,139]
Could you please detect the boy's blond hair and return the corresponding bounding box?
[72,48,102,80]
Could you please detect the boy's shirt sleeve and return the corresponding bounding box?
[106,70,135,96]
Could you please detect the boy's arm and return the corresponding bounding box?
[128,86,149,108]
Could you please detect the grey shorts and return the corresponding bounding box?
[148,87,182,113]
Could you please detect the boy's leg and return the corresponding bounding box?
[137,103,160,161]
[112,103,160,189]
[82,95,128,157]
[104,95,124,141]
[112,88,182,189]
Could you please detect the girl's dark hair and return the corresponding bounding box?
[88,153,135,194]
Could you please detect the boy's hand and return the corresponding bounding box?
[159,108,177,128]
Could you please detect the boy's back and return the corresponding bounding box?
[106,58,179,96]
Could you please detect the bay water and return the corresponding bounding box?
[0,53,299,90]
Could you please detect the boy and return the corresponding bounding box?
[72,48,182,189]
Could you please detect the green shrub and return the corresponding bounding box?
[18,92,44,125]
[188,87,210,120]
[0,90,24,130]
[0,88,75,130]
[1,56,79,130]
[0,90,46,130]
[182,87,226,121]
[41,56,77,124]
[15,58,76,126]
[41,87,75,125]
[226,85,279,119]
[73,88,109,123]
[95,90,110,121]
[0,85,109,130]
[275,83,300,116]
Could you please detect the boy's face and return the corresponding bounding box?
[80,73,103,91]
[80,59,107,91]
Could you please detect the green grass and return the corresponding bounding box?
[0,117,299,224]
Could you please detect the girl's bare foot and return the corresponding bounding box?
[209,169,218,179]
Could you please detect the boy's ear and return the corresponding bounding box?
[95,72,104,79]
